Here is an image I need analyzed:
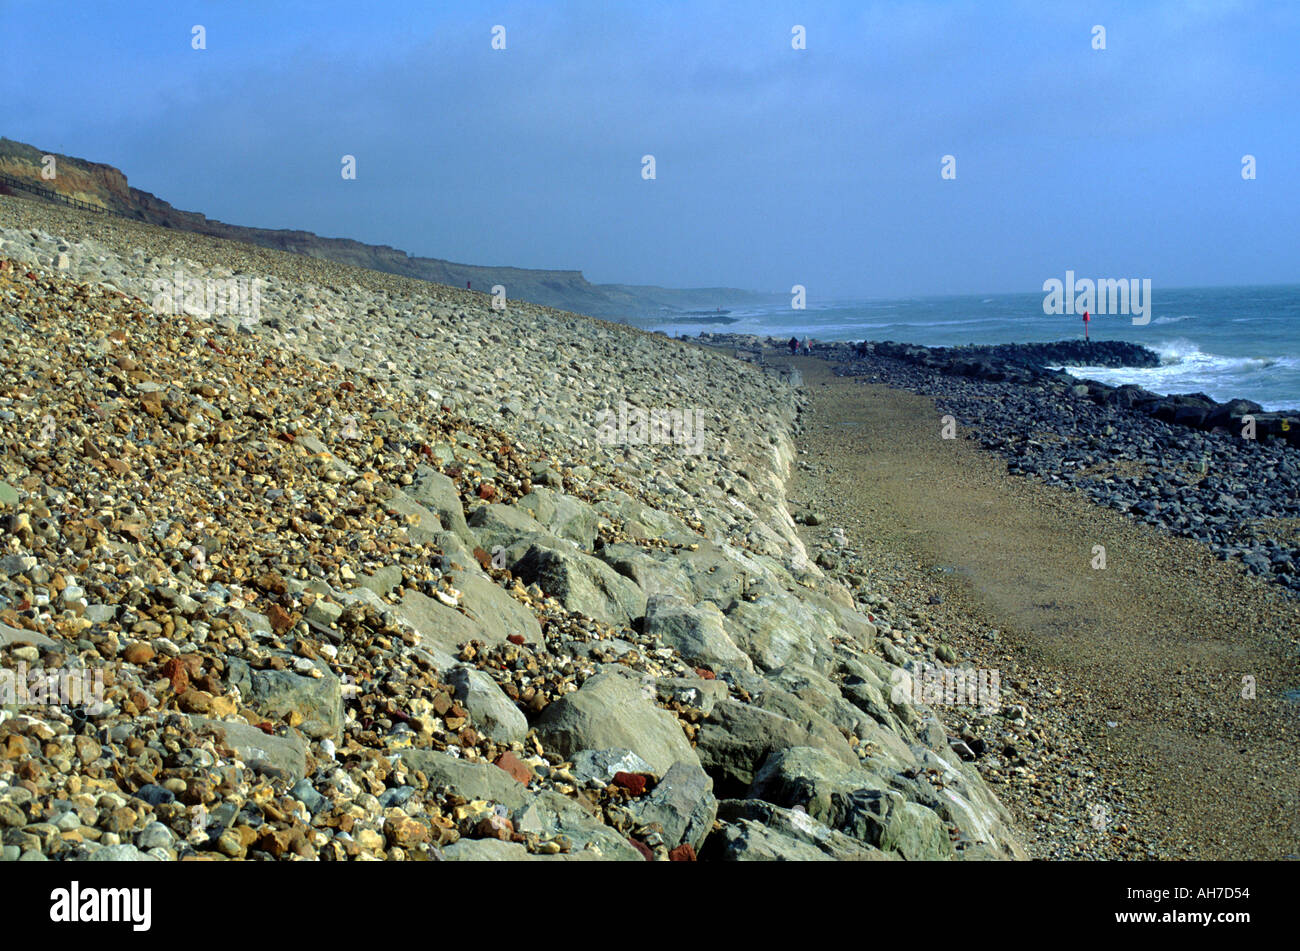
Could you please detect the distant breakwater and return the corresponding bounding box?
[700,334,1299,448]
[698,332,1300,594]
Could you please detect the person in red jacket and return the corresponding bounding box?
[1083,309,1090,342]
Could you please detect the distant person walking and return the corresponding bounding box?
[467,281,472,291]
[788,335,799,355]
[801,337,811,355]
[1082,309,1090,342]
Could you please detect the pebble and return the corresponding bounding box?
[0,201,1024,866]
[136,821,174,850]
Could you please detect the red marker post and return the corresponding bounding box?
[1083,309,1090,342]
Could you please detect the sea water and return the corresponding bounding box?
[647,284,1300,411]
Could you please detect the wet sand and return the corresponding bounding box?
[791,356,1300,859]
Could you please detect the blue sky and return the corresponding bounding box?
[3,0,1298,298]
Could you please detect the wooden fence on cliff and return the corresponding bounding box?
[0,172,107,214]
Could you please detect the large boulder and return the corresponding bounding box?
[515,487,602,549]
[643,594,753,673]
[387,566,540,654]
[513,544,647,627]
[768,664,875,740]
[830,788,954,860]
[389,589,479,654]
[598,543,697,602]
[749,746,888,824]
[800,588,877,648]
[439,835,622,861]
[599,540,746,607]
[188,716,309,783]
[569,748,656,785]
[705,799,891,861]
[593,493,697,544]
[358,564,405,596]
[225,657,343,741]
[888,746,1027,860]
[398,749,530,810]
[752,687,857,758]
[510,790,644,860]
[466,502,552,553]
[447,667,528,744]
[723,594,838,673]
[86,844,161,862]
[433,529,478,571]
[654,676,729,717]
[625,761,717,851]
[841,673,908,737]
[447,565,543,646]
[535,672,699,774]
[439,839,541,861]
[677,542,749,606]
[0,622,57,649]
[407,465,471,542]
[383,489,444,545]
[694,698,857,797]
[1206,397,1263,430]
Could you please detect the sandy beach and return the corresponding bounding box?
[788,354,1300,859]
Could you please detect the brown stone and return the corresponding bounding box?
[475,814,513,840]
[102,806,138,835]
[73,735,101,764]
[612,772,650,797]
[493,751,534,784]
[383,816,431,849]
[160,657,189,694]
[669,843,697,862]
[1,734,29,759]
[257,828,295,858]
[180,780,214,805]
[208,694,238,717]
[123,642,155,664]
[139,392,163,417]
[267,604,295,633]
[178,689,217,714]
[257,571,288,596]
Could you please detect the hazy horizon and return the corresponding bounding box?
[4,0,1298,300]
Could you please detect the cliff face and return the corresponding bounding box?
[0,136,770,319]
[0,136,133,208]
